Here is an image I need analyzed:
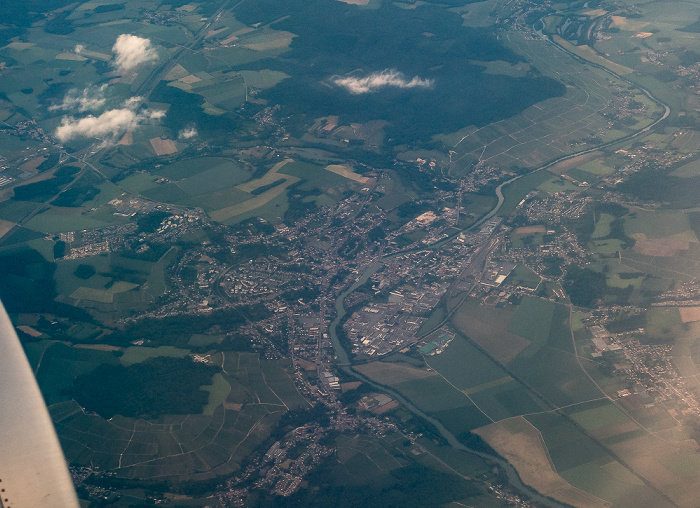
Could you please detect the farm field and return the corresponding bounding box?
[453,296,603,408]
[520,396,700,508]
[119,345,191,366]
[4,0,700,503]
[475,417,608,508]
[424,337,549,421]
[498,171,553,216]
[451,297,529,364]
[355,360,492,435]
[625,210,696,240]
[524,410,650,505]
[504,264,541,289]
[43,350,305,480]
[443,31,661,175]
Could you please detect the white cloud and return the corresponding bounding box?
[74,44,85,54]
[49,84,108,113]
[112,34,158,73]
[122,96,144,109]
[178,127,197,139]
[54,98,164,143]
[332,69,434,94]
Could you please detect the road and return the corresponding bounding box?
[135,0,236,99]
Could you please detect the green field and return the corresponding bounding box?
[526,411,631,496]
[189,334,224,346]
[564,399,632,430]
[625,210,693,239]
[147,246,178,297]
[606,266,644,289]
[507,296,557,354]
[181,186,251,212]
[202,373,231,415]
[0,200,39,223]
[26,206,127,233]
[645,307,683,342]
[493,297,605,407]
[34,342,120,405]
[579,160,615,175]
[155,157,225,180]
[357,358,491,432]
[505,264,541,289]
[179,163,251,196]
[118,173,160,194]
[451,297,527,363]
[591,238,626,255]
[47,350,304,480]
[120,345,191,366]
[54,256,113,296]
[593,213,614,239]
[423,337,550,422]
[673,159,700,178]
[538,176,580,193]
[238,69,290,89]
[70,281,139,303]
[336,433,405,473]
[425,337,507,390]
[498,171,552,216]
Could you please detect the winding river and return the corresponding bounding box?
[325,34,672,507]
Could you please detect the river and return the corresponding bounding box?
[324,32,672,507]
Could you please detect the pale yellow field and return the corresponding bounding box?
[553,36,633,75]
[633,234,694,257]
[547,151,601,175]
[325,164,371,184]
[611,15,649,32]
[69,287,114,303]
[210,179,297,222]
[608,433,700,507]
[78,49,112,61]
[74,344,121,351]
[219,34,240,45]
[476,417,608,508]
[337,0,371,4]
[205,27,228,39]
[679,307,700,323]
[56,53,87,61]
[179,74,202,84]
[18,156,47,173]
[150,137,178,156]
[165,64,189,81]
[244,37,294,51]
[237,158,294,193]
[514,225,546,235]
[175,3,197,11]
[0,220,16,240]
[583,9,608,17]
[97,20,131,26]
[4,41,35,50]
[118,131,133,146]
[230,27,255,37]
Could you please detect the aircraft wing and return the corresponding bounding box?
[0,301,79,508]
